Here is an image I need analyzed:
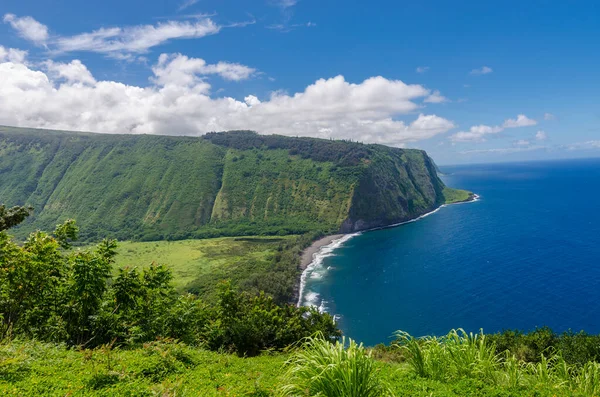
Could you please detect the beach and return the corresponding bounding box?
[300,234,345,270]
[292,234,346,306]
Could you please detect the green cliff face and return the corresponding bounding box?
[0,126,452,241]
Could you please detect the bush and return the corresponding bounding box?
[395,328,600,396]
[0,219,340,355]
[279,335,392,397]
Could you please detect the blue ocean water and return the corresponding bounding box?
[301,158,600,346]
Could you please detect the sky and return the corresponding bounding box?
[0,0,599,164]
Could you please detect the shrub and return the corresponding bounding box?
[0,217,340,355]
[279,335,391,397]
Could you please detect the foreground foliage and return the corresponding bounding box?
[0,216,339,355]
[279,336,392,397]
[3,335,597,397]
[395,328,600,396]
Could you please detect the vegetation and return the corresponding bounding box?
[1,126,450,241]
[0,214,339,355]
[112,235,314,303]
[0,339,289,396]
[6,328,600,396]
[442,187,474,204]
[393,328,600,396]
[279,335,392,397]
[341,148,445,232]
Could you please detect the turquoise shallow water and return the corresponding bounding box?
[300,158,600,346]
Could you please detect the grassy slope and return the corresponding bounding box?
[1,126,454,241]
[443,187,474,204]
[208,148,356,235]
[113,236,296,300]
[0,127,226,241]
[0,341,562,396]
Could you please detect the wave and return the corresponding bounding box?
[364,194,481,233]
[297,233,359,307]
[297,194,480,309]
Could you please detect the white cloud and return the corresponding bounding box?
[4,13,220,57]
[178,0,200,11]
[416,66,429,73]
[151,53,256,86]
[502,114,537,128]
[0,45,27,63]
[535,130,547,141]
[565,141,600,150]
[270,0,298,8]
[43,60,96,85]
[450,114,537,142]
[54,19,220,56]
[0,54,455,146]
[3,14,49,45]
[460,146,546,155]
[424,90,448,103]
[544,112,556,120]
[266,21,314,31]
[451,125,503,142]
[470,66,493,75]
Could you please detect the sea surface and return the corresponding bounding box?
[300,158,600,346]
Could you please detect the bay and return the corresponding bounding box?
[301,158,600,346]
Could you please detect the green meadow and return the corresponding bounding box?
[113,236,297,299]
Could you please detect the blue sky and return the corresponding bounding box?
[0,0,599,164]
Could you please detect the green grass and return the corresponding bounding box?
[280,336,392,397]
[112,236,298,301]
[443,187,474,204]
[0,339,577,397]
[0,340,287,396]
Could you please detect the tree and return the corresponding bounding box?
[0,204,32,232]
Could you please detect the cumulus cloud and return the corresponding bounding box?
[0,53,455,146]
[424,90,448,103]
[502,114,537,128]
[151,53,256,87]
[544,112,556,120]
[535,130,547,141]
[451,125,502,142]
[470,66,493,75]
[451,114,537,142]
[0,45,27,63]
[3,14,49,45]
[416,66,429,73]
[44,60,96,85]
[4,13,220,57]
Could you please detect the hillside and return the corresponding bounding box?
[0,126,465,241]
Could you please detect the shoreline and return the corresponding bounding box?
[295,193,480,307]
[300,234,345,271]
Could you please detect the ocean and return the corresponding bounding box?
[299,158,600,346]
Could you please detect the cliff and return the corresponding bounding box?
[0,126,456,241]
